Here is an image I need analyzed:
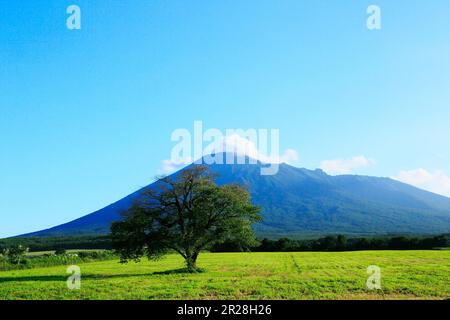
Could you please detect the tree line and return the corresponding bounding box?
[211,234,450,252]
[2,234,448,254]
[0,235,112,252]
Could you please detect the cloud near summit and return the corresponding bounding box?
[159,134,299,175]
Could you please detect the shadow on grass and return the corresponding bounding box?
[0,275,67,283]
[152,267,206,275]
[0,268,206,283]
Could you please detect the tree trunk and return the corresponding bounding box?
[186,252,199,272]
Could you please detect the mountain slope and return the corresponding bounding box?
[22,158,450,238]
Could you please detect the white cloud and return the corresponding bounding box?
[393,168,450,197]
[158,134,300,175]
[158,158,193,175]
[320,156,373,175]
[218,134,299,165]
[279,148,300,164]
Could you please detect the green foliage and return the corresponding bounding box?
[232,234,449,252]
[1,245,29,265]
[2,233,447,258]
[111,166,261,271]
[0,250,115,271]
[0,235,112,252]
[54,249,66,255]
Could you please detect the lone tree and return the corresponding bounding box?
[111,166,261,271]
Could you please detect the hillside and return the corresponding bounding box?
[21,156,450,238]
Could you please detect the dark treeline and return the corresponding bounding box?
[211,234,450,252]
[1,234,449,253]
[0,235,112,252]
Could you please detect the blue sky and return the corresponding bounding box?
[1,0,450,237]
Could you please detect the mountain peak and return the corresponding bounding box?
[21,160,450,238]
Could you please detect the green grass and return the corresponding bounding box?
[0,251,449,300]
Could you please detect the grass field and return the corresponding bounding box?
[0,251,449,300]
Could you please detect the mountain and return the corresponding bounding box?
[21,155,450,238]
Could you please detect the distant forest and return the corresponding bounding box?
[213,234,449,252]
[0,234,448,252]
